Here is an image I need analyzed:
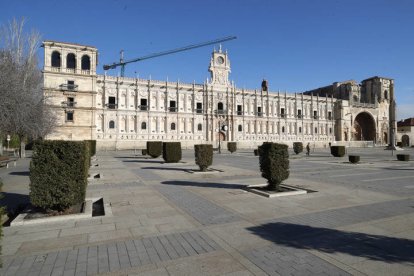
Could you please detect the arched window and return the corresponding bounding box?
[81,55,90,70]
[384,90,388,100]
[51,51,61,67]
[66,53,76,69]
[109,120,115,129]
[141,122,147,130]
[171,122,176,130]
[299,127,302,133]
[197,123,202,131]
[238,125,242,132]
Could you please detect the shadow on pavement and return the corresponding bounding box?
[161,180,245,189]
[247,222,414,263]
[142,167,188,172]
[122,160,163,164]
[0,192,30,214]
[9,171,30,176]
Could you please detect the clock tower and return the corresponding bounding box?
[208,45,231,86]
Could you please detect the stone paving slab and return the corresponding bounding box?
[154,184,241,226]
[243,244,351,276]
[0,230,221,276]
[269,198,414,229]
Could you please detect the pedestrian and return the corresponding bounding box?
[306,142,310,156]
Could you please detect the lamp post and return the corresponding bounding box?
[218,122,228,154]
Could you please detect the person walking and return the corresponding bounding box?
[306,142,310,156]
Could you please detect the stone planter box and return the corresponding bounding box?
[349,155,360,164]
[396,154,410,161]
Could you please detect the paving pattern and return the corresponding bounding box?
[154,184,241,225]
[272,198,414,229]
[243,244,350,276]
[0,230,221,276]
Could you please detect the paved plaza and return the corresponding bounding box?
[0,147,413,275]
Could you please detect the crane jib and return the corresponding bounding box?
[102,36,237,76]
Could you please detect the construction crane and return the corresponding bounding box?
[103,36,237,77]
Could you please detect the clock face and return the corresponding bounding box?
[217,56,224,65]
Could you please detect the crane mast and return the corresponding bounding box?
[103,36,237,77]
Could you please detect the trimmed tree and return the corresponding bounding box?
[349,155,360,164]
[194,144,213,171]
[147,141,162,158]
[293,142,303,155]
[227,142,237,154]
[29,140,89,211]
[162,142,182,163]
[259,142,290,191]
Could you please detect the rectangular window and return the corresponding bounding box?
[169,100,177,112]
[297,109,302,118]
[108,96,116,109]
[140,98,148,111]
[237,105,242,115]
[280,108,285,118]
[196,102,203,113]
[257,106,263,117]
[328,111,332,120]
[67,97,75,107]
[67,80,75,91]
[66,111,74,122]
[313,111,318,119]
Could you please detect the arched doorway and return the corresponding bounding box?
[402,135,410,147]
[353,112,376,141]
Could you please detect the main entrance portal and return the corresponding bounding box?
[353,112,376,141]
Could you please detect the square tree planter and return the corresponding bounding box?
[349,155,360,164]
[396,154,410,161]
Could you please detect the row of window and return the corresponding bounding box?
[106,96,332,119]
[51,51,91,70]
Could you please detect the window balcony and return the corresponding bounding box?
[139,105,148,111]
[168,107,178,112]
[62,101,77,107]
[237,111,243,115]
[216,109,227,114]
[196,109,203,114]
[107,103,117,109]
[257,112,264,117]
[59,83,78,91]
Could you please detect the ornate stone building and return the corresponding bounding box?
[42,41,393,150]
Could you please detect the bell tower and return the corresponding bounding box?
[208,45,231,86]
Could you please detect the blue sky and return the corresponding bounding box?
[2,0,413,119]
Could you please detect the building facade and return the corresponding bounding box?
[42,41,393,150]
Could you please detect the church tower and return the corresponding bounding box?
[208,45,231,86]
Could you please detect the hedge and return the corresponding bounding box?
[163,142,182,163]
[259,142,289,191]
[396,154,410,161]
[147,141,162,158]
[142,149,147,155]
[0,179,3,257]
[194,144,213,171]
[331,146,345,157]
[29,140,89,211]
[349,155,360,164]
[227,142,237,154]
[293,142,303,155]
[85,140,96,157]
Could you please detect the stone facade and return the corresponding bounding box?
[42,41,393,150]
[397,118,414,147]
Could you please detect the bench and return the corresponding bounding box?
[0,157,17,168]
